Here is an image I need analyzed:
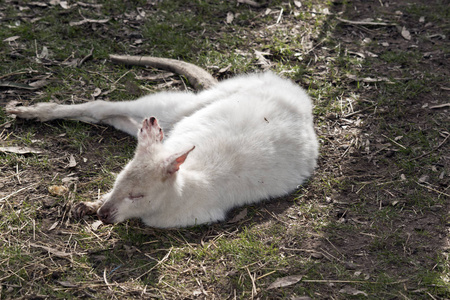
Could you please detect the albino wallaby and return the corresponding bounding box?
[7,72,318,228]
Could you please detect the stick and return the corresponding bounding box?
[409,133,449,161]
[337,17,396,26]
[109,55,217,90]
[0,183,39,203]
[237,0,262,8]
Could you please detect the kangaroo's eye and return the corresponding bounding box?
[129,194,144,201]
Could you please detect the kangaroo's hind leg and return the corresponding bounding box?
[6,100,142,136]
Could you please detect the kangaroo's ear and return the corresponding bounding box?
[138,117,164,149]
[164,146,195,175]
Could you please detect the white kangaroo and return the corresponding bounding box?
[6,72,319,228]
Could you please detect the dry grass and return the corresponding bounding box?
[1,0,449,299]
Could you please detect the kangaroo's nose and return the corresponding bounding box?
[97,207,112,224]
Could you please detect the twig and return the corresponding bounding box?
[109,55,217,90]
[429,103,450,109]
[276,8,283,24]
[336,17,396,26]
[409,133,449,161]
[342,104,376,118]
[416,182,450,198]
[246,267,258,299]
[134,247,173,280]
[78,48,94,66]
[0,183,39,203]
[237,0,262,8]
[381,134,407,150]
[302,278,409,285]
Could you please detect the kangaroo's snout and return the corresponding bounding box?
[97,206,115,224]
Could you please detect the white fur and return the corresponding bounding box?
[8,72,319,228]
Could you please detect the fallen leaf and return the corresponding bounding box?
[267,275,303,289]
[62,176,78,183]
[226,12,234,24]
[218,64,232,73]
[254,50,272,69]
[29,2,48,7]
[418,175,429,183]
[59,1,69,9]
[57,281,78,288]
[91,87,102,98]
[48,185,69,196]
[29,79,48,88]
[3,36,20,42]
[237,0,262,8]
[67,154,77,168]
[91,220,103,231]
[48,221,59,231]
[401,27,411,40]
[0,146,42,154]
[37,46,49,60]
[339,286,368,296]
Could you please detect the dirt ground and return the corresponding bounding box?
[0,0,449,299]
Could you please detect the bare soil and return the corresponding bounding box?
[0,0,448,299]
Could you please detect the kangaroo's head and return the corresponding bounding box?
[97,117,194,225]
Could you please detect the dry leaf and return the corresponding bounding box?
[29,79,48,88]
[0,146,42,154]
[267,275,303,289]
[218,64,232,73]
[62,176,78,183]
[237,0,262,8]
[48,221,59,231]
[48,185,69,196]
[57,281,78,288]
[401,27,411,40]
[29,2,48,7]
[226,12,234,24]
[59,1,69,9]
[37,46,49,60]
[418,175,429,183]
[254,50,272,69]
[91,87,102,98]
[68,154,77,168]
[339,286,368,296]
[91,220,103,231]
[3,36,20,42]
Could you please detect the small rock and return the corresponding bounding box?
[311,252,324,259]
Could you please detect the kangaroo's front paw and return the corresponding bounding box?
[72,201,101,219]
[6,101,58,121]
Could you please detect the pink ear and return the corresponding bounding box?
[165,146,195,175]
